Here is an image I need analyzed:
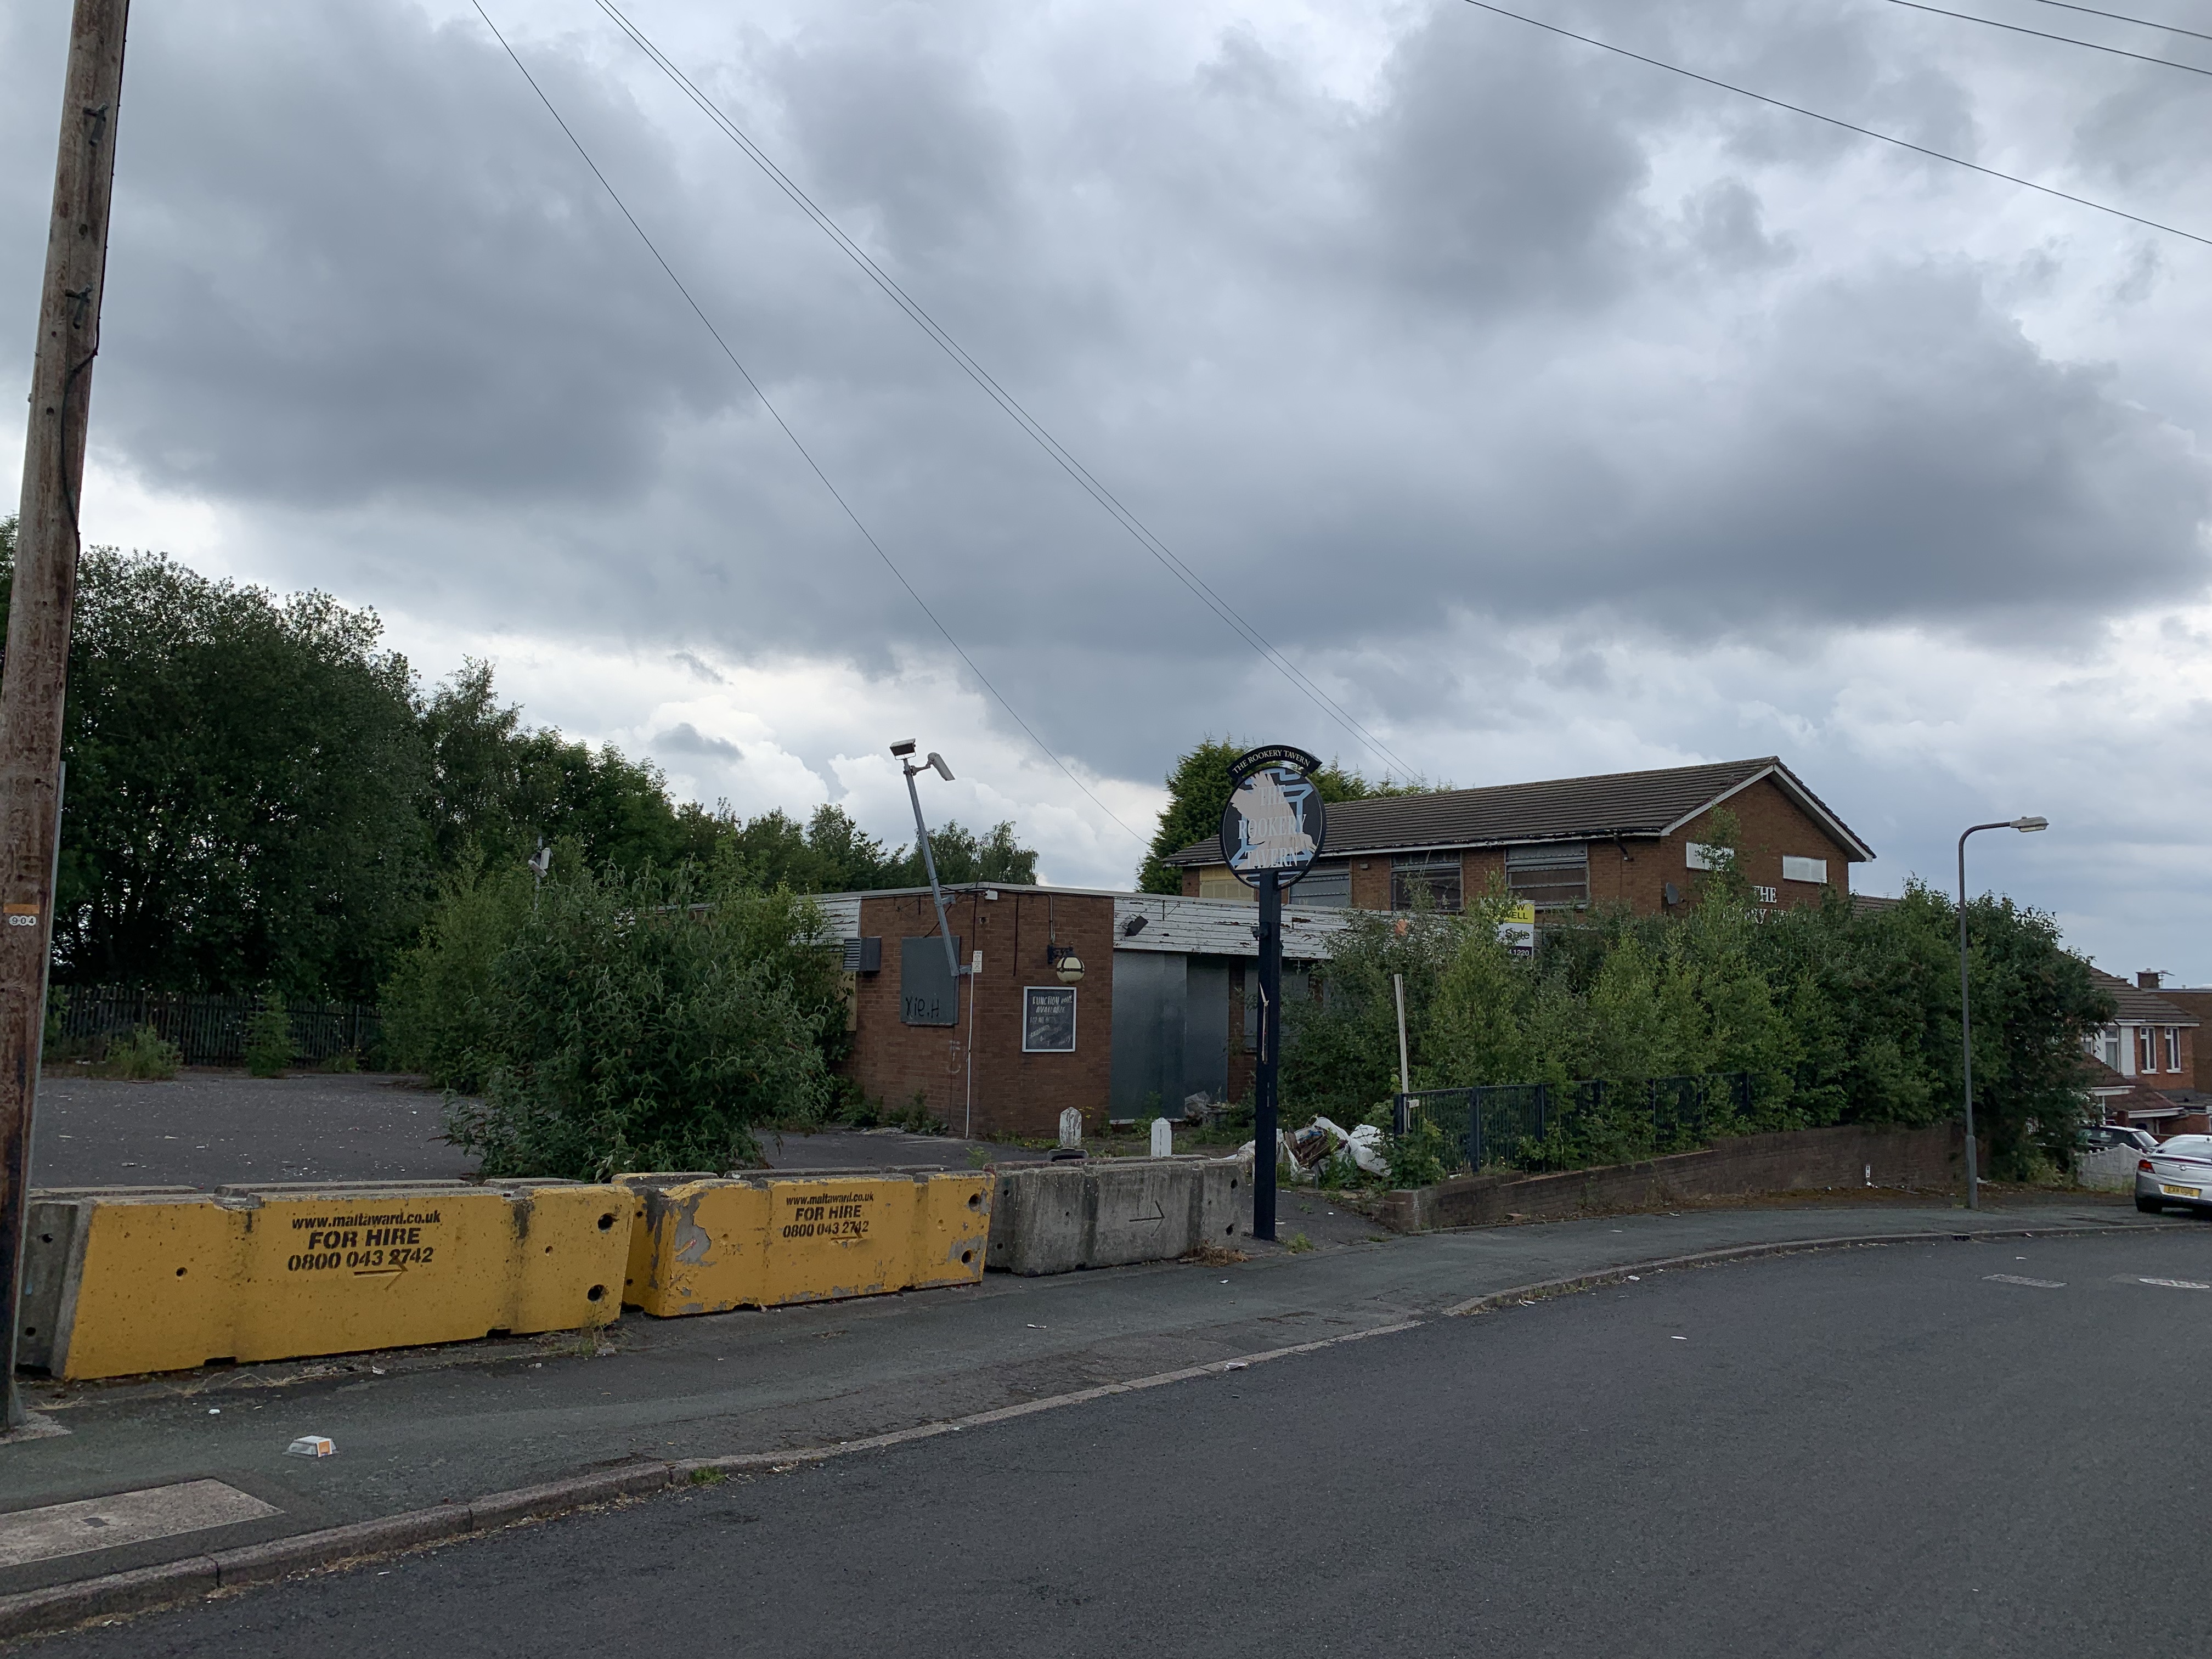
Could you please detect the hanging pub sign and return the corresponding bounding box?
[1218,744,1327,889]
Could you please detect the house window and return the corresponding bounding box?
[1391,854,1463,912]
[1505,843,1589,909]
[2098,1027,2121,1070]
[2166,1027,2181,1071]
[2139,1026,2156,1074]
[1781,855,1828,884]
[1022,986,1077,1052]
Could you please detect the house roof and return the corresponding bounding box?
[2089,968,2200,1028]
[1168,756,1873,866]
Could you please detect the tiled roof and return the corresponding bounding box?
[2089,968,2199,1027]
[1169,756,1871,865]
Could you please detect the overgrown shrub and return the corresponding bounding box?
[1285,823,2111,1183]
[244,993,294,1077]
[98,1024,181,1081]
[442,860,847,1180]
[380,854,535,1091]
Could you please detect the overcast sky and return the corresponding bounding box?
[3,0,2206,974]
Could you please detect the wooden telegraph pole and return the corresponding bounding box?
[2,0,129,1431]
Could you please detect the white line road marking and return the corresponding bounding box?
[2135,1277,2212,1290]
[1984,1274,2066,1289]
[0,1480,278,1570]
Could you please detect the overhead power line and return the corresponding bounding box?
[2028,0,2212,46]
[1883,0,2212,76]
[591,0,1423,786]
[468,3,1146,847]
[1457,0,2212,248]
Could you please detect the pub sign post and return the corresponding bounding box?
[1217,745,1327,1242]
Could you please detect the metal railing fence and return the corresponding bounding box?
[1392,1073,1752,1175]
[51,985,382,1068]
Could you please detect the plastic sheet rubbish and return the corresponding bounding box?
[286,1436,336,1458]
[1240,1116,1386,1181]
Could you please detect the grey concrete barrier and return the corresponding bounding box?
[985,1154,1249,1275]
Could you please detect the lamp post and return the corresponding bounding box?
[1957,815,2047,1210]
[890,738,961,983]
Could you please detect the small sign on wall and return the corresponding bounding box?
[1023,986,1077,1052]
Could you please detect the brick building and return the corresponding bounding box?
[816,885,1356,1142]
[2083,970,2204,1133]
[1166,755,1871,918]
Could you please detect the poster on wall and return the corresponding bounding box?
[1023,986,1077,1052]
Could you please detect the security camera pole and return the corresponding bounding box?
[1219,746,1327,1243]
[1,0,130,1432]
[891,740,963,983]
[1956,814,2047,1211]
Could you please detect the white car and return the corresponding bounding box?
[2135,1134,2212,1215]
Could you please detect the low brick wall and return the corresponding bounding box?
[1376,1122,1960,1233]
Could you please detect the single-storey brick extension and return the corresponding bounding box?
[824,757,1875,1140]
[1167,755,1873,917]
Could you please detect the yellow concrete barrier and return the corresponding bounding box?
[618,1169,990,1317]
[18,1180,630,1380]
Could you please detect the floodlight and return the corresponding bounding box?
[889,738,917,758]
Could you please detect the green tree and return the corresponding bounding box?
[885,820,1037,887]
[1,536,432,1000]
[421,660,699,877]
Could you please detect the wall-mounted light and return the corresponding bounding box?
[1048,944,1085,984]
[1120,915,1148,938]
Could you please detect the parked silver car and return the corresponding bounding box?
[2083,1124,2159,1156]
[2135,1134,2212,1215]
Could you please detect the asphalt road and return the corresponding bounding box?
[26,1074,1036,1189]
[25,1227,2212,1657]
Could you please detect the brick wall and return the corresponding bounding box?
[1640,776,1859,916]
[844,889,1117,1141]
[2146,990,2209,1091]
[1378,1122,1960,1231]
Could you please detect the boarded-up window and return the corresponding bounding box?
[1198,869,1255,902]
[900,936,963,1026]
[1390,854,1463,912]
[1288,862,1351,908]
[1781,855,1829,885]
[1505,843,1588,909]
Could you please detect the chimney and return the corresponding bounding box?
[2138,970,2162,990]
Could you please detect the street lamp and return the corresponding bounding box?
[1957,815,2047,1210]
[891,740,961,983]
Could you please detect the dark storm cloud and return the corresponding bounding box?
[3,0,2203,721]
[75,3,742,507]
[654,720,742,760]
